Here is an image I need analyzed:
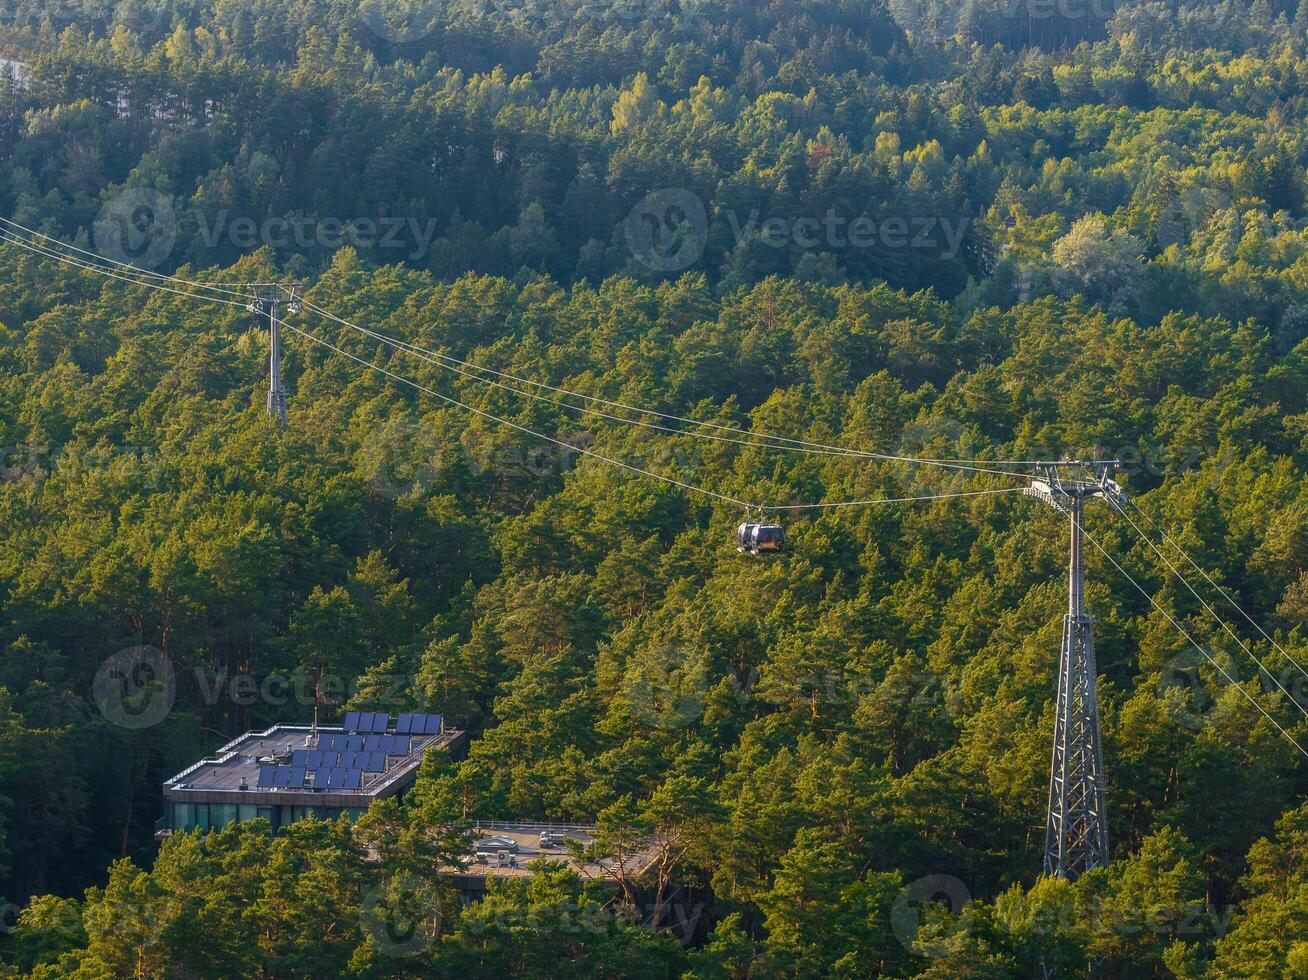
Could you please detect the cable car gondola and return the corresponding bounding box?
[737,521,784,555]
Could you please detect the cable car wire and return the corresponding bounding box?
[0,216,258,302]
[314,309,1035,480]
[1123,496,1308,684]
[302,300,1042,478]
[0,228,252,309]
[285,319,1025,512]
[1080,523,1308,760]
[0,221,1045,477]
[0,228,1025,512]
[1107,498,1308,722]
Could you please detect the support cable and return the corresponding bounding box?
[1079,523,1308,760]
[1124,496,1308,684]
[285,319,1025,513]
[303,300,1040,478]
[1108,498,1308,722]
[0,229,250,309]
[0,216,256,301]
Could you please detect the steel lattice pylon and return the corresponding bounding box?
[248,284,302,427]
[1025,462,1120,879]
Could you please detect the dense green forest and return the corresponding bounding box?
[1,0,1307,976]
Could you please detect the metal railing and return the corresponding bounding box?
[471,819,596,834]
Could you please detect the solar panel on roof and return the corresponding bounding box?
[343,768,362,789]
[376,712,393,732]
[392,735,411,755]
[364,751,385,771]
[427,713,443,735]
[313,767,332,787]
[257,765,276,787]
[395,713,412,734]
[273,767,291,788]
[343,710,361,732]
[346,735,362,752]
[291,749,307,767]
[288,766,306,788]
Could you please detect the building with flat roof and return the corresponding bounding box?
[157,712,464,838]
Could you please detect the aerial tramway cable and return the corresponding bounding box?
[6,225,1308,759]
[0,218,1038,476]
[303,299,1041,478]
[1080,522,1308,760]
[0,225,1035,503]
[0,228,253,309]
[1107,498,1308,721]
[0,216,257,302]
[1123,496,1308,684]
[282,318,1026,513]
[308,305,1034,480]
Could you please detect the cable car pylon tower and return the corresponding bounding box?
[1025,459,1123,879]
[247,283,302,426]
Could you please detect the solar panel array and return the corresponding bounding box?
[338,711,441,736]
[251,720,432,793]
[342,711,390,733]
[395,712,442,735]
[313,767,362,789]
[257,765,307,788]
[314,733,413,755]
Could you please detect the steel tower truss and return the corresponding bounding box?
[1024,460,1122,878]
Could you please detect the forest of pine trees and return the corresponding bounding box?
[1,0,1307,976]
